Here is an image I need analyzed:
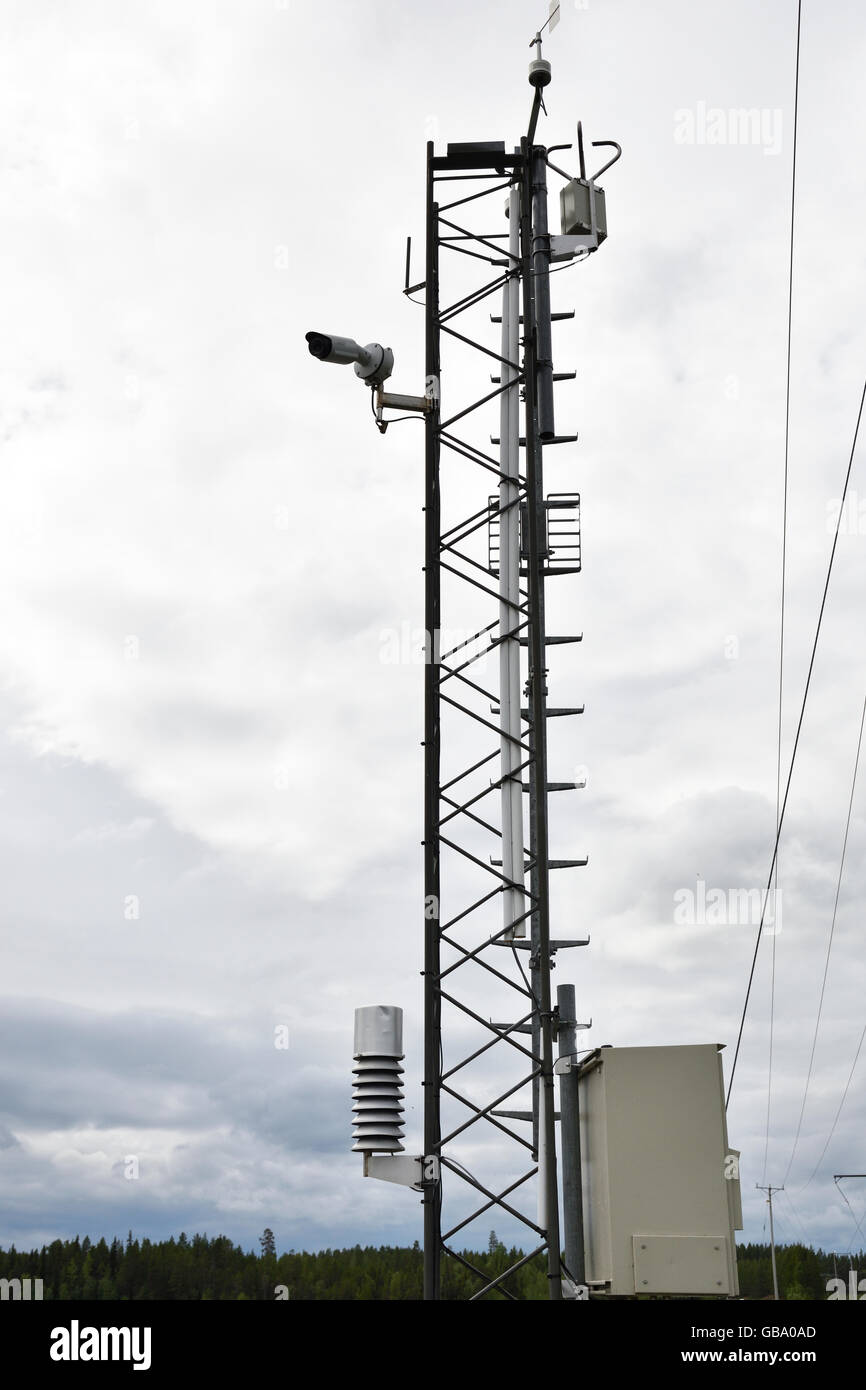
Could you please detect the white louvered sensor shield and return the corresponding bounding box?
[352,1005,405,1154]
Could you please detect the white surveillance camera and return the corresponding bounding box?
[305,332,394,387]
[305,332,364,365]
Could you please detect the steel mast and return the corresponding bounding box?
[419,36,604,1299]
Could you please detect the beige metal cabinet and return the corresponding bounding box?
[578,1044,742,1297]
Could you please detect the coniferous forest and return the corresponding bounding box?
[0,1231,863,1300]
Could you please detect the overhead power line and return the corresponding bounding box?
[836,1177,866,1254]
[781,1187,812,1248]
[726,375,866,1110]
[763,0,802,1186]
[802,952,866,1190]
[783,695,866,1186]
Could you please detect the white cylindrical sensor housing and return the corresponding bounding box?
[352,1006,405,1153]
[353,1005,403,1057]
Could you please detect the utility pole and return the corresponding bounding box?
[756,1183,784,1300]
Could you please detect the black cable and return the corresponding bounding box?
[837,1178,866,1253]
[764,0,801,1181]
[726,375,866,1109]
[511,943,540,1011]
[370,387,425,432]
[802,998,866,1189]
[781,1188,812,1247]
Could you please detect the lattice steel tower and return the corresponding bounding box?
[313,29,618,1303]
[414,39,617,1300]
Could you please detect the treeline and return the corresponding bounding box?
[736,1242,865,1301]
[0,1230,546,1300]
[0,1231,862,1299]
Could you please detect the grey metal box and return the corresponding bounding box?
[578,1045,741,1297]
[560,178,607,242]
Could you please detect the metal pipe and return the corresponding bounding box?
[498,180,525,942]
[423,141,442,1302]
[531,146,555,441]
[556,984,585,1285]
[527,88,543,147]
[520,135,563,1300]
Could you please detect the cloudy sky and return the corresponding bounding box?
[2,0,865,1266]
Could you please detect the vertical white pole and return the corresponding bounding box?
[499,186,525,940]
[538,1099,548,1229]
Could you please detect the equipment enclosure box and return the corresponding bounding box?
[578,1045,741,1297]
[560,179,607,242]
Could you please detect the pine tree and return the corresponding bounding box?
[260,1228,276,1259]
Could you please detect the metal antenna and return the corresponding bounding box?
[531,1,560,48]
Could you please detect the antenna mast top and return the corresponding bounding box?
[529,1,558,88]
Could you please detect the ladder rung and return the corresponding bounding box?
[492,1110,562,1121]
[490,311,575,323]
[490,435,579,446]
[494,938,590,950]
[490,858,588,870]
[520,707,584,718]
[490,371,575,383]
[521,782,583,792]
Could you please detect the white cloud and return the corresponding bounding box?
[1,0,865,1260]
